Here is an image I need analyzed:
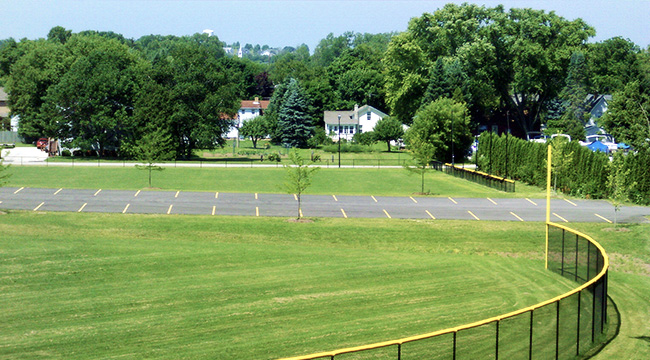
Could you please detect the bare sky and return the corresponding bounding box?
[2,0,649,50]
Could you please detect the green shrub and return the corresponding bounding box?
[267,153,281,162]
[61,149,71,157]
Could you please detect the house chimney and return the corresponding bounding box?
[354,104,359,121]
[254,97,259,104]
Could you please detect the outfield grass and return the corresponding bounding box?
[5,166,546,198]
[0,212,581,359]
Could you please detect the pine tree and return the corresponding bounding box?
[277,78,313,148]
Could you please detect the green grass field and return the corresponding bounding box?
[5,166,546,198]
[1,162,648,359]
[1,212,582,359]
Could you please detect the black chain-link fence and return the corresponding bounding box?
[280,222,610,360]
[443,164,515,192]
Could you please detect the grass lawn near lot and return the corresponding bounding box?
[5,165,546,198]
[0,212,582,359]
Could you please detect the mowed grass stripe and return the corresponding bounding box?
[4,166,547,198]
[0,212,576,360]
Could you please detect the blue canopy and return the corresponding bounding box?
[587,140,609,153]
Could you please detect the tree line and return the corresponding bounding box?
[0,3,649,162]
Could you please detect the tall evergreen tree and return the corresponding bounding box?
[277,78,312,148]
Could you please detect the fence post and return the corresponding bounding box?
[560,229,566,276]
[453,332,457,360]
[575,234,579,282]
[555,301,560,360]
[577,290,582,356]
[529,310,534,360]
[495,320,500,360]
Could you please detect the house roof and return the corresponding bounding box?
[0,87,8,102]
[323,111,356,125]
[240,99,269,110]
[323,105,388,125]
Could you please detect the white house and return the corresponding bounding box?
[226,97,270,138]
[323,104,389,141]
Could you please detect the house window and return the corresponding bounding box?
[367,112,371,121]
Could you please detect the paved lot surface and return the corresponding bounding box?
[1,187,648,223]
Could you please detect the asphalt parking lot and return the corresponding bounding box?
[1,187,649,223]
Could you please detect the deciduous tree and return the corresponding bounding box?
[373,117,404,152]
[239,115,268,149]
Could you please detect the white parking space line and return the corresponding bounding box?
[383,209,391,218]
[332,195,338,202]
[371,195,377,203]
[410,196,418,203]
[448,197,458,204]
[255,193,258,200]
[256,207,259,217]
[134,190,141,197]
[299,208,303,218]
[487,197,497,205]
[425,210,435,219]
[122,204,130,214]
[564,199,577,206]
[215,192,219,199]
[294,194,298,201]
[14,187,24,194]
[594,213,612,224]
[78,203,87,212]
[94,189,102,196]
[525,198,538,206]
[167,205,173,215]
[53,188,63,195]
[468,211,480,220]
[510,212,524,222]
[340,208,347,218]
[175,191,180,198]
[553,213,569,223]
[212,206,216,215]
[34,202,44,211]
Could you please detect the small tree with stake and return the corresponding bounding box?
[283,149,319,219]
[403,137,436,194]
[134,129,174,188]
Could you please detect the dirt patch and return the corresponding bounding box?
[286,218,314,223]
[0,210,7,215]
[602,227,631,232]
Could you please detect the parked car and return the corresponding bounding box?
[36,138,48,150]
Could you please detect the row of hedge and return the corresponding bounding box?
[476,132,649,205]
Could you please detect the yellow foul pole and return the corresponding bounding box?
[545,144,552,269]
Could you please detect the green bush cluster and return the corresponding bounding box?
[322,143,373,153]
[477,132,649,204]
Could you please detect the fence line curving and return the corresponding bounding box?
[443,163,516,192]
[279,222,609,360]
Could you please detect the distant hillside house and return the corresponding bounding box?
[226,97,270,138]
[323,104,388,141]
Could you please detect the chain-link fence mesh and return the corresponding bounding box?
[443,164,515,192]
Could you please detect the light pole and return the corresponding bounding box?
[506,111,510,179]
[338,114,341,168]
[451,114,455,166]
